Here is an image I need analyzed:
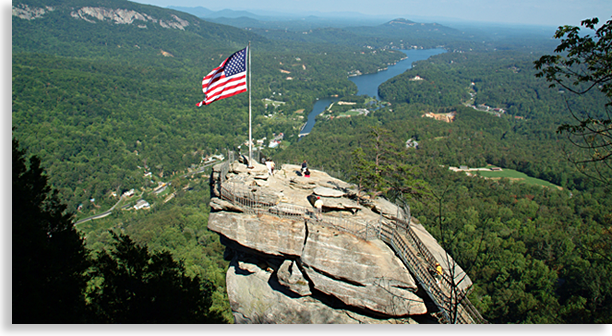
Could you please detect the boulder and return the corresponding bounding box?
[317,197,362,212]
[207,158,478,323]
[372,197,406,220]
[277,259,312,296]
[209,197,244,213]
[289,178,318,190]
[221,181,281,206]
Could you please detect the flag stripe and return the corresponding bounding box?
[204,73,245,92]
[205,84,247,104]
[202,77,246,103]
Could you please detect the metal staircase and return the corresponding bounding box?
[212,160,487,324]
[379,218,487,324]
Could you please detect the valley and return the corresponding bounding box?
[11,0,612,324]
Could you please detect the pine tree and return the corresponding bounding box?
[12,137,90,323]
[87,232,225,323]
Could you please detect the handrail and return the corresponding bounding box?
[380,228,451,323]
[212,162,486,324]
[394,217,486,324]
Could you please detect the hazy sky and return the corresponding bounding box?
[130,0,611,27]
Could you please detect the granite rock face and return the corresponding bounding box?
[208,161,464,323]
[13,3,192,30]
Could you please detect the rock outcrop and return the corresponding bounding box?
[12,4,191,31]
[12,4,54,20]
[208,160,474,324]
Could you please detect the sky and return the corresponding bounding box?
[129,0,611,27]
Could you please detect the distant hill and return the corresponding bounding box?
[12,0,266,63]
[166,5,216,18]
[168,6,270,21]
[346,18,466,47]
[168,5,390,31]
[166,5,467,47]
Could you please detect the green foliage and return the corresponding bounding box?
[13,0,612,324]
[13,136,229,323]
[12,1,404,216]
[349,126,431,201]
[86,232,225,323]
[273,68,612,323]
[12,137,90,323]
[535,17,612,102]
[534,17,612,182]
[379,50,606,122]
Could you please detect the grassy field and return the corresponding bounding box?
[475,168,562,190]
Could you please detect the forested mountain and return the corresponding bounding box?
[12,0,400,214]
[12,0,403,322]
[12,0,612,324]
[229,17,469,50]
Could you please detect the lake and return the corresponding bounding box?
[299,48,446,137]
[349,48,446,100]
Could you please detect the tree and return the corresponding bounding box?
[349,126,430,201]
[87,232,226,324]
[13,135,227,323]
[12,137,90,323]
[534,17,612,182]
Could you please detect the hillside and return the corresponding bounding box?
[12,0,612,324]
[12,0,401,215]
[12,0,261,63]
[12,0,405,322]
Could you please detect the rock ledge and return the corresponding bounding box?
[208,161,472,323]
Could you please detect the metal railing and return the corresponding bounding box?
[212,160,486,324]
[385,218,487,324]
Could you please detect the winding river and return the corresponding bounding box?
[299,48,446,137]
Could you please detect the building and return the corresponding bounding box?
[153,182,167,195]
[133,199,150,210]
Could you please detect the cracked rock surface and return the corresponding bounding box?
[209,161,463,323]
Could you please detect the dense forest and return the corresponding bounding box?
[274,101,612,322]
[12,0,612,324]
[12,0,401,215]
[11,0,405,323]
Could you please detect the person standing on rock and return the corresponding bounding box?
[301,160,308,175]
[265,159,273,176]
[435,262,443,286]
[314,196,323,220]
[270,160,275,175]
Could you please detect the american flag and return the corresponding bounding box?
[196,47,247,106]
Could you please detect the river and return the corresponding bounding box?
[299,48,446,137]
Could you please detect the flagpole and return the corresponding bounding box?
[248,41,253,168]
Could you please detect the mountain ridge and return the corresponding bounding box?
[12,0,266,61]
